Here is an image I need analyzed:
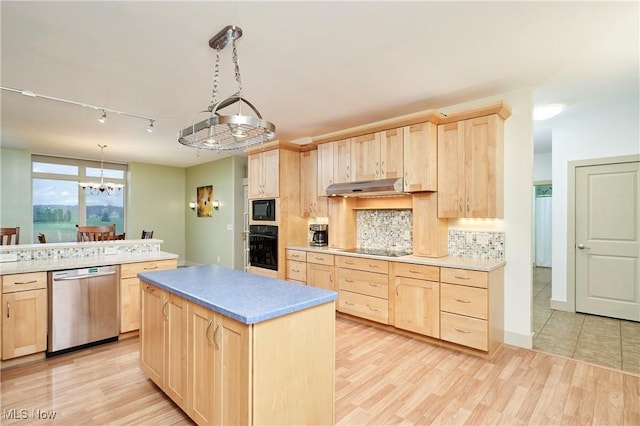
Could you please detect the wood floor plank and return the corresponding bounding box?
[1,317,639,425]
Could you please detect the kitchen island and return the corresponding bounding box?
[138,264,337,426]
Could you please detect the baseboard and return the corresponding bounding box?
[504,330,533,349]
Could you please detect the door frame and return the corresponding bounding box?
[564,154,640,313]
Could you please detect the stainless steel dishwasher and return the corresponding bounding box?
[47,265,118,356]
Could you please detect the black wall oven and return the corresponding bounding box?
[249,225,278,271]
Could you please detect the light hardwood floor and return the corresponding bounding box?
[1,317,639,425]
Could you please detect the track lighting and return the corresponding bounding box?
[0,86,156,132]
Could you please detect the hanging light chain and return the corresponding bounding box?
[210,48,221,111]
[232,39,243,101]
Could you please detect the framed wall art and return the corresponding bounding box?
[197,185,213,217]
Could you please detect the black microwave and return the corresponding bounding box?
[252,199,276,221]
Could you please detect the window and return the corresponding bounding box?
[32,155,126,243]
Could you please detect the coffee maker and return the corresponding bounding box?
[309,224,328,246]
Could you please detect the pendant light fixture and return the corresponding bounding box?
[78,144,124,195]
[178,25,276,152]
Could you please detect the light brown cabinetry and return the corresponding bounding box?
[316,138,352,195]
[327,197,357,249]
[437,114,505,218]
[248,149,280,198]
[439,267,504,355]
[140,283,188,409]
[187,301,250,426]
[412,193,448,257]
[120,259,177,333]
[336,256,389,324]
[285,249,307,284]
[300,150,327,218]
[392,263,440,338]
[403,122,437,192]
[306,253,335,292]
[317,142,334,196]
[1,272,47,360]
[351,129,404,182]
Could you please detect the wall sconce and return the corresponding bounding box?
[189,202,196,210]
[212,200,220,210]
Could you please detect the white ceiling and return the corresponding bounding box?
[1,1,638,167]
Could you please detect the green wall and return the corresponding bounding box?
[127,162,186,263]
[184,155,247,268]
[0,148,33,243]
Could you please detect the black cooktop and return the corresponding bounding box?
[341,248,412,257]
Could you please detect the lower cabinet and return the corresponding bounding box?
[140,283,188,409]
[1,272,47,360]
[306,253,335,291]
[336,256,389,324]
[120,259,177,333]
[392,263,440,338]
[141,280,335,426]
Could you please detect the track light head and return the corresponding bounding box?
[147,120,154,133]
[98,111,107,124]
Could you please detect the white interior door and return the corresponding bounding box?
[575,161,640,321]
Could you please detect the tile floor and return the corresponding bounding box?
[532,266,640,374]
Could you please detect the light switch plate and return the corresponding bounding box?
[227,224,233,231]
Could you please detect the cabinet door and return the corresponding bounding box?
[307,263,335,291]
[188,302,217,426]
[394,277,440,338]
[351,133,380,181]
[217,315,251,426]
[437,121,465,217]
[247,153,264,198]
[317,142,334,196]
[333,138,352,184]
[300,150,318,217]
[2,289,47,360]
[165,293,188,409]
[465,115,503,218]
[261,149,280,198]
[140,283,165,387]
[120,277,140,333]
[380,128,404,179]
[403,122,437,192]
[412,192,448,257]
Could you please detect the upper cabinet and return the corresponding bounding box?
[437,114,505,218]
[248,149,280,199]
[351,129,403,182]
[403,122,437,192]
[300,149,328,218]
[317,142,334,196]
[316,138,352,195]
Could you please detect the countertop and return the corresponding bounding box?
[138,264,337,325]
[0,251,178,275]
[286,246,505,272]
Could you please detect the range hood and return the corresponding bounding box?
[325,178,406,197]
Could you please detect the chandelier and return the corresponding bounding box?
[178,25,276,152]
[79,144,124,195]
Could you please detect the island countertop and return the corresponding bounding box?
[138,264,337,325]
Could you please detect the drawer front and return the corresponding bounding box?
[440,268,488,288]
[306,252,334,266]
[121,259,177,278]
[286,260,307,282]
[338,269,388,299]
[440,312,488,351]
[286,249,307,262]
[441,283,488,319]
[336,255,388,274]
[394,262,439,281]
[2,272,47,293]
[338,290,388,324]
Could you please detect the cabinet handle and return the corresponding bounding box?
[381,161,385,175]
[6,302,9,318]
[292,254,300,258]
[367,305,379,312]
[314,257,324,261]
[395,282,399,296]
[455,298,471,304]
[369,264,379,268]
[161,300,168,321]
[368,283,379,287]
[376,161,379,176]
[467,197,470,213]
[454,275,471,280]
[345,279,354,283]
[213,322,221,350]
[143,266,158,270]
[409,270,422,274]
[144,285,155,293]
[344,301,355,306]
[14,280,37,285]
[329,272,333,282]
[345,261,355,265]
[454,328,471,334]
[205,320,213,346]
[292,268,300,273]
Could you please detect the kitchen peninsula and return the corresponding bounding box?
[137,264,337,426]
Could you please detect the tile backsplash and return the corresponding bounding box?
[355,210,505,259]
[357,210,412,252]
